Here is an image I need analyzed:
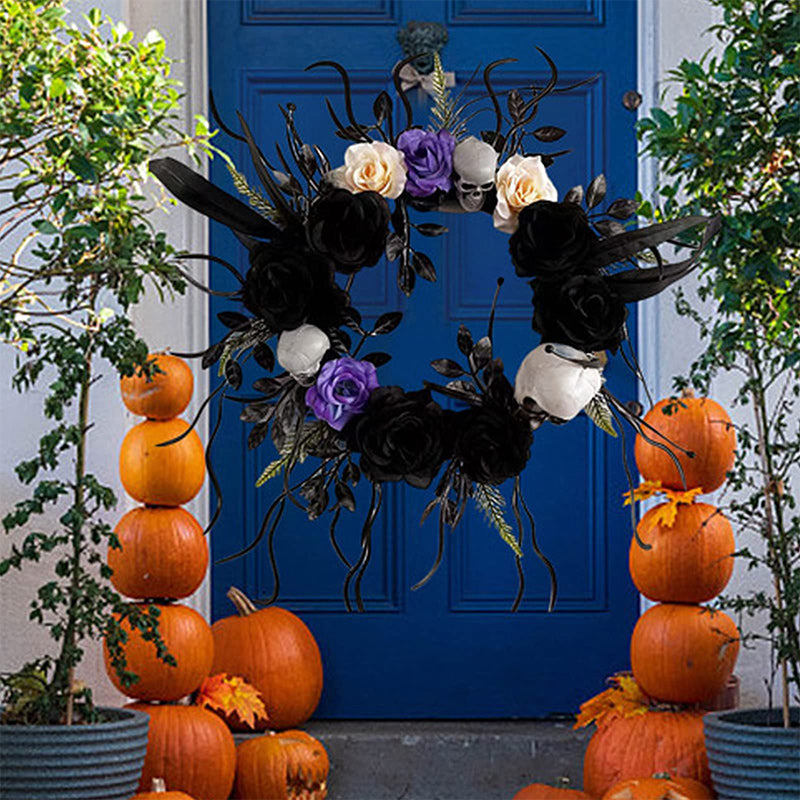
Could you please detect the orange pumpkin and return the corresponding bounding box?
[234,730,329,800]
[631,604,739,704]
[601,775,714,800]
[119,418,205,506]
[634,391,735,493]
[128,703,236,800]
[629,503,734,603]
[104,603,214,702]
[211,587,323,731]
[121,353,194,420]
[132,777,195,799]
[108,506,208,600]
[583,710,710,798]
[513,781,591,799]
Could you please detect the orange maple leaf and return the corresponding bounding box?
[195,673,269,729]
[574,675,649,730]
[624,480,703,532]
[623,480,664,506]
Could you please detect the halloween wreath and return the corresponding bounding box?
[151,50,720,612]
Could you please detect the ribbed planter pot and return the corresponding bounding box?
[704,707,800,799]
[0,706,149,800]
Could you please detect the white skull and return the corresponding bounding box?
[452,136,498,212]
[514,344,603,421]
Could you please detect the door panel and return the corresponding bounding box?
[208,0,638,717]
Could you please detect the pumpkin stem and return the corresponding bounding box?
[681,387,696,399]
[151,777,167,792]
[227,586,258,616]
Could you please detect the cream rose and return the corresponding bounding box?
[327,142,407,199]
[493,154,557,233]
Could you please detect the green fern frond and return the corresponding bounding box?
[473,483,522,557]
[226,162,278,220]
[428,52,463,138]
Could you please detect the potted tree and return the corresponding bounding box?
[0,2,212,797]
[638,0,799,795]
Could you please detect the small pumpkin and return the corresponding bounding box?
[629,503,734,603]
[128,703,236,800]
[108,506,208,600]
[234,730,329,800]
[513,780,591,799]
[119,418,205,506]
[601,775,714,800]
[583,709,710,798]
[211,587,323,730]
[121,353,194,420]
[631,604,739,704]
[104,603,214,702]
[634,390,735,493]
[132,777,195,799]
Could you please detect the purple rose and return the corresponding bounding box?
[305,357,379,431]
[396,129,456,198]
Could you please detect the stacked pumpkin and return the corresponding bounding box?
[106,354,237,799]
[580,390,740,799]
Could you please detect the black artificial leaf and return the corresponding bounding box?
[564,185,584,204]
[606,197,638,220]
[412,251,437,282]
[446,379,478,394]
[483,357,505,384]
[373,90,393,124]
[420,497,439,526]
[398,259,416,296]
[414,223,448,237]
[471,336,492,369]
[431,358,466,378]
[457,324,474,357]
[391,203,405,235]
[533,126,566,142]
[586,174,607,209]
[343,461,360,486]
[240,401,275,424]
[335,480,356,512]
[201,340,226,370]
[341,306,363,330]
[300,143,317,176]
[253,342,275,371]
[335,125,366,142]
[328,328,352,354]
[224,359,243,390]
[273,170,303,197]
[385,233,404,262]
[594,219,627,237]
[247,422,270,450]
[306,485,329,521]
[507,89,525,122]
[217,311,249,330]
[481,130,506,152]
[373,310,403,335]
[253,376,288,399]
[361,351,391,367]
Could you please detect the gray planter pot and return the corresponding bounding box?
[704,707,800,799]
[0,706,149,799]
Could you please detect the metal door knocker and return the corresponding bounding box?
[396,21,455,98]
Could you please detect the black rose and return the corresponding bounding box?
[345,386,449,489]
[241,243,348,331]
[510,201,598,280]
[307,189,390,274]
[532,274,628,352]
[453,405,532,485]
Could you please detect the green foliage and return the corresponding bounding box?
[0,0,214,725]
[472,483,522,557]
[638,0,800,714]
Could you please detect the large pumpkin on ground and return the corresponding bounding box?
[121,353,194,420]
[132,777,195,799]
[128,703,236,800]
[513,782,591,799]
[108,506,208,600]
[119,418,205,506]
[631,603,739,704]
[629,503,734,603]
[211,587,323,731]
[634,391,735,493]
[234,730,329,800]
[105,603,214,701]
[601,776,714,800]
[582,710,710,799]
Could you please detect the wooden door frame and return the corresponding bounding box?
[127,0,660,623]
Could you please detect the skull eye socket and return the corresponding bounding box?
[480,181,494,191]
[459,182,477,191]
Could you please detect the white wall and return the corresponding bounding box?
[0,0,775,711]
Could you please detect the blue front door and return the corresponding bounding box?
[208,0,639,718]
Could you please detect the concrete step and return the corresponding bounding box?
[240,720,591,800]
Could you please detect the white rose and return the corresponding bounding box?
[327,142,407,199]
[452,136,498,186]
[514,344,602,421]
[276,324,330,381]
[493,154,557,233]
